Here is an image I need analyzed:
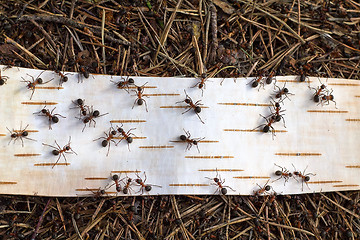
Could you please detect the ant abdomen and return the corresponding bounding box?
[52,150,60,155]
[126,137,133,143]
[221,188,227,195]
[194,106,201,113]
[137,99,144,105]
[145,185,152,191]
[252,81,259,88]
[52,116,59,123]
[102,140,108,147]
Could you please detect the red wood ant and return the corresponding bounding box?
[205,170,235,195]
[274,82,294,101]
[134,172,162,194]
[0,70,8,86]
[268,98,286,127]
[116,124,136,151]
[21,71,53,100]
[248,70,265,89]
[265,70,276,84]
[35,106,66,130]
[111,174,122,192]
[42,137,77,168]
[78,66,90,81]
[93,127,118,156]
[192,73,208,96]
[310,84,328,102]
[121,177,133,194]
[70,98,89,117]
[77,106,108,132]
[111,76,135,92]
[320,90,337,108]
[54,70,71,86]
[273,164,293,185]
[253,115,277,139]
[292,164,316,191]
[254,180,272,195]
[132,82,149,112]
[176,90,205,124]
[178,129,204,153]
[6,123,36,147]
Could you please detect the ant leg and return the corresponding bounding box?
[29,89,35,100]
[93,136,106,142]
[42,143,58,150]
[20,137,24,147]
[52,154,62,168]
[143,99,148,112]
[127,142,131,152]
[82,124,87,132]
[195,144,200,153]
[182,107,192,114]
[194,100,203,106]
[106,142,111,157]
[196,112,205,124]
[132,98,139,109]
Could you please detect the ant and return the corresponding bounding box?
[310,84,328,102]
[121,177,133,194]
[0,70,9,86]
[132,82,149,112]
[320,90,337,108]
[111,76,135,92]
[54,70,71,86]
[6,123,36,147]
[254,180,272,195]
[205,170,235,195]
[21,71,53,100]
[274,82,294,101]
[253,115,277,139]
[192,73,208,96]
[268,98,286,127]
[273,164,293,185]
[116,124,136,151]
[42,137,77,168]
[93,127,118,156]
[134,172,162,194]
[79,66,89,78]
[176,90,204,124]
[111,174,122,192]
[292,165,316,191]
[265,70,276,85]
[178,129,204,153]
[71,98,89,117]
[248,70,265,89]
[35,106,66,130]
[77,106,108,132]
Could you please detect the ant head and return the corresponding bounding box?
[65,146,70,151]
[52,116,59,123]
[265,185,271,191]
[275,102,280,108]
[127,178,132,183]
[11,133,17,138]
[221,188,227,195]
[126,137,133,143]
[214,177,219,183]
[123,188,128,194]
[184,99,191,104]
[111,130,117,135]
[194,106,201,113]
[62,76,68,82]
[201,73,207,79]
[288,173,293,177]
[76,98,83,105]
[37,78,43,84]
[93,110,100,117]
[304,176,310,182]
[52,150,60,155]
[41,109,47,114]
[198,83,204,89]
[137,86,142,91]
[136,178,142,184]
[128,78,135,84]
[101,140,108,147]
[283,88,289,93]
[300,74,305,82]
[100,189,106,195]
[180,135,187,141]
[22,131,28,137]
[252,81,259,88]
[83,71,90,79]
[320,84,326,89]
[137,99,143,105]
[192,140,198,145]
[145,185,152,191]
[275,170,282,176]
[83,117,90,123]
[294,171,299,175]
[112,174,119,181]
[263,125,270,133]
[117,127,123,133]
[82,110,87,116]
[116,186,121,192]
